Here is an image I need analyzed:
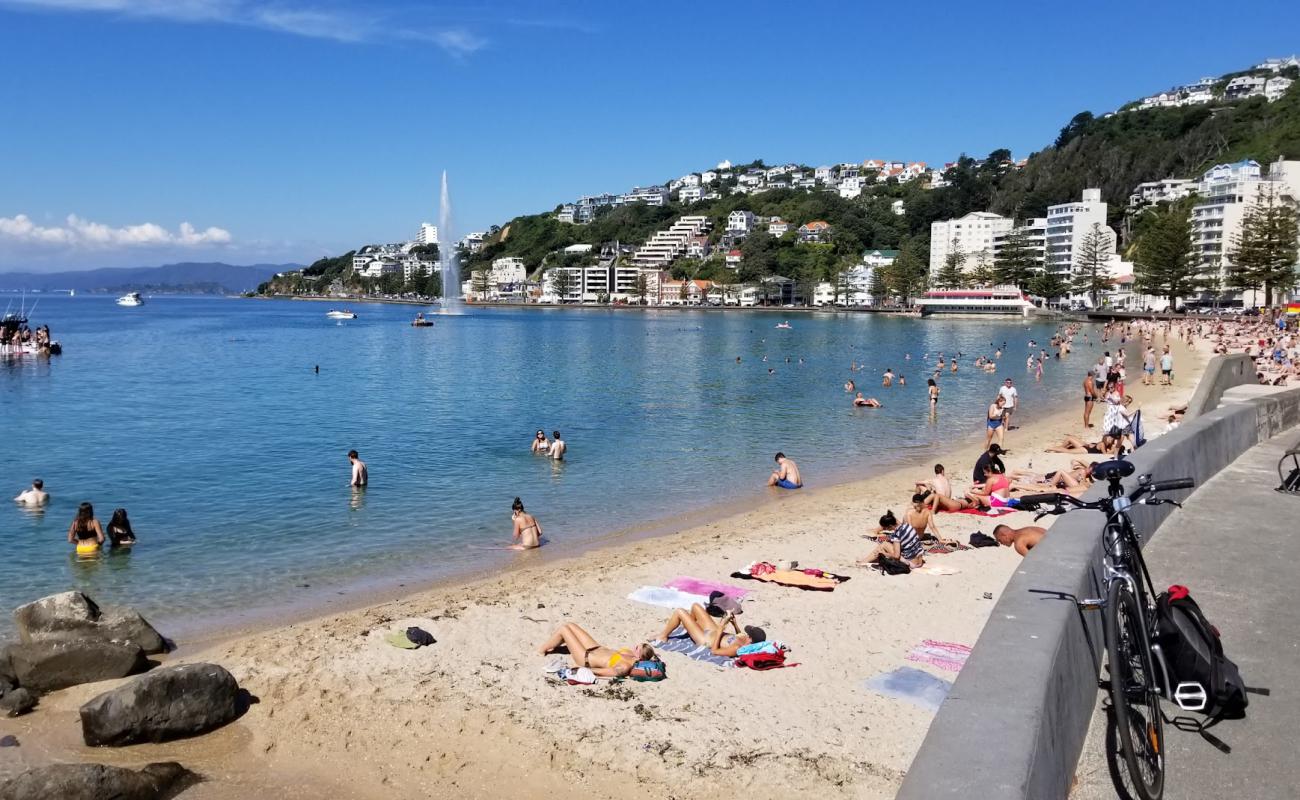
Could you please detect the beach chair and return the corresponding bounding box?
[1277,443,1300,495]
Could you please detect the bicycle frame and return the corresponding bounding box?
[1102,508,1172,702]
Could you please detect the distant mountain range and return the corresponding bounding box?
[0,262,298,294]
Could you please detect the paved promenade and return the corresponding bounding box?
[1074,430,1300,799]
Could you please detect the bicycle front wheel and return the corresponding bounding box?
[1105,578,1165,800]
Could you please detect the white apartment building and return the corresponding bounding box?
[701,170,718,184]
[1265,77,1294,102]
[992,217,1048,276]
[929,212,1013,278]
[1128,179,1196,209]
[679,174,700,187]
[862,249,898,269]
[1190,159,1300,306]
[814,166,834,183]
[617,186,669,206]
[575,193,617,223]
[679,186,705,203]
[1044,189,1116,280]
[630,216,712,270]
[414,223,439,245]
[461,232,486,254]
[557,205,578,224]
[839,176,866,199]
[727,210,756,235]
[1225,74,1267,100]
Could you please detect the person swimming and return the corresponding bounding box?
[510,497,543,549]
[67,502,105,554]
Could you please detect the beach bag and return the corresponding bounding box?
[1153,585,1248,719]
[969,532,999,548]
[874,557,911,575]
[734,650,790,670]
[629,659,667,682]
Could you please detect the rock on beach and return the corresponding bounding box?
[80,663,242,747]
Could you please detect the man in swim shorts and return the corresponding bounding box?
[768,452,802,489]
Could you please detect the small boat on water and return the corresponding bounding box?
[116,292,144,307]
[775,321,792,329]
[411,312,434,327]
[1,313,61,356]
[327,309,357,320]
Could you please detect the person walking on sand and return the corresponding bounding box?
[997,378,1019,429]
[510,497,543,549]
[14,478,48,506]
[1160,346,1174,385]
[348,450,368,487]
[985,396,1007,448]
[548,431,566,460]
[768,452,802,489]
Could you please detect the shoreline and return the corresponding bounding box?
[1,329,1208,800]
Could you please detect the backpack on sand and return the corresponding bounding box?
[874,557,912,575]
[1153,585,1248,719]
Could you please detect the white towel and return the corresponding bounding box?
[627,586,710,609]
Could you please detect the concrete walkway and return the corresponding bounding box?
[1074,430,1300,799]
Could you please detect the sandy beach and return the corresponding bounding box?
[1,330,1207,799]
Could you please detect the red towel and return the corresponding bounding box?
[943,507,1014,517]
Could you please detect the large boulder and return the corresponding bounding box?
[0,762,199,800]
[6,640,149,693]
[80,663,241,747]
[0,687,36,717]
[0,646,16,690]
[14,592,166,655]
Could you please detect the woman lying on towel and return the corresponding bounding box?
[732,561,846,590]
[538,623,657,678]
[656,604,762,657]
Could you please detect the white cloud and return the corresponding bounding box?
[0,0,486,55]
[0,213,232,250]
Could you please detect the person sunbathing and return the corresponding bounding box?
[1010,461,1094,494]
[1046,433,1117,455]
[538,623,655,678]
[655,604,760,658]
[964,464,1017,509]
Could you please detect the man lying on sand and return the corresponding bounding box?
[538,623,656,678]
[656,605,760,658]
[993,524,1046,556]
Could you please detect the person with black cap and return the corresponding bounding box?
[972,444,1006,486]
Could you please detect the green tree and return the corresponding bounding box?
[1228,183,1300,307]
[1132,202,1197,310]
[630,272,649,305]
[993,226,1039,288]
[936,237,967,288]
[968,251,996,286]
[1028,270,1071,305]
[472,266,493,298]
[883,239,929,304]
[867,266,889,306]
[378,271,404,295]
[1072,223,1113,306]
[548,267,575,302]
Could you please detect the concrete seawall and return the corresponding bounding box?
[898,358,1300,800]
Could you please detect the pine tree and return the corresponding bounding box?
[630,272,649,305]
[549,267,575,302]
[969,252,996,287]
[1028,271,1070,305]
[936,237,967,288]
[993,225,1039,288]
[884,240,929,304]
[1072,223,1113,307]
[1133,203,1197,311]
[1229,183,1300,307]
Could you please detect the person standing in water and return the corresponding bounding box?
[348,450,368,487]
[14,478,48,506]
[548,431,566,460]
[511,497,543,549]
[927,378,939,408]
[106,508,137,546]
[530,430,550,454]
[67,502,105,554]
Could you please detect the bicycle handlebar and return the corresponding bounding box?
[1016,476,1194,515]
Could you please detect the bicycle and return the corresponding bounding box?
[1017,459,1196,800]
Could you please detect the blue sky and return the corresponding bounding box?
[2,0,1298,272]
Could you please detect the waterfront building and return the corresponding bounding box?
[929,212,1013,279]
[1044,190,1116,285]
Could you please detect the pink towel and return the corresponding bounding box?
[943,506,1014,517]
[665,577,749,600]
[904,640,973,673]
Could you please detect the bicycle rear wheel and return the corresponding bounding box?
[1105,579,1165,800]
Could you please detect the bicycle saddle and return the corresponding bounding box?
[1093,459,1136,481]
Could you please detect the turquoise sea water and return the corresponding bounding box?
[1,296,1088,638]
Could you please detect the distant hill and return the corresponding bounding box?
[0,262,298,294]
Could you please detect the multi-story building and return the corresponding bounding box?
[617,186,669,207]
[557,205,578,224]
[1190,159,1300,306]
[838,176,865,199]
[727,210,756,236]
[1128,179,1196,209]
[414,223,439,246]
[1043,190,1115,282]
[862,249,898,269]
[814,166,834,183]
[1225,74,1267,100]
[679,186,705,204]
[991,217,1047,276]
[767,217,791,236]
[798,220,832,242]
[629,216,712,271]
[575,193,617,223]
[461,232,486,254]
[929,212,1013,278]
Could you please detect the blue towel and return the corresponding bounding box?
[652,627,734,668]
[863,666,952,712]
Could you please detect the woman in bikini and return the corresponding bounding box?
[655,604,757,657]
[1046,433,1117,455]
[510,497,543,549]
[928,378,939,407]
[530,430,550,454]
[67,502,105,555]
[538,623,655,677]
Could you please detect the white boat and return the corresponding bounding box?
[116,292,144,307]
[916,286,1040,318]
[327,309,357,320]
[775,321,792,329]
